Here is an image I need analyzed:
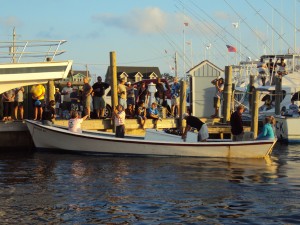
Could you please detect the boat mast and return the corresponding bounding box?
[12,27,16,63]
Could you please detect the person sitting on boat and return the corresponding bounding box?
[267,58,275,85]
[147,102,161,129]
[113,104,126,138]
[256,116,275,140]
[288,100,299,115]
[257,57,267,86]
[230,105,245,141]
[68,110,89,134]
[182,113,209,142]
[275,58,287,77]
[41,100,56,126]
[136,101,147,129]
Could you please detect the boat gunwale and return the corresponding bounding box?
[26,120,275,147]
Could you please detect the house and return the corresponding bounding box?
[187,60,224,117]
[55,70,91,89]
[105,66,161,84]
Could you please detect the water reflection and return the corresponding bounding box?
[0,144,299,224]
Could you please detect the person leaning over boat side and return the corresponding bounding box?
[257,57,268,86]
[68,110,88,134]
[230,105,245,141]
[113,104,126,138]
[41,100,56,126]
[181,113,209,142]
[30,84,45,120]
[82,77,93,119]
[256,116,275,140]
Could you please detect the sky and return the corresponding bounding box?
[1,0,299,80]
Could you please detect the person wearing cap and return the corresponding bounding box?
[147,102,161,129]
[181,113,209,142]
[126,81,135,107]
[92,76,110,118]
[230,105,245,141]
[30,83,45,120]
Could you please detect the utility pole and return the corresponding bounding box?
[174,52,178,78]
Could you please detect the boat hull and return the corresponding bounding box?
[0,60,72,94]
[275,116,300,142]
[26,120,276,158]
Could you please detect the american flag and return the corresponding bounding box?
[226,45,237,52]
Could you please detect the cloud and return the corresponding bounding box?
[214,11,231,21]
[92,7,184,34]
[0,16,23,28]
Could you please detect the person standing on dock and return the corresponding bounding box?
[118,78,127,111]
[211,77,224,118]
[92,76,109,119]
[14,86,24,120]
[230,105,245,141]
[113,104,126,138]
[61,81,72,114]
[30,84,45,120]
[82,77,93,119]
[2,89,15,121]
[181,113,209,142]
[171,77,180,117]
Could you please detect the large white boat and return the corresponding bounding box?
[0,31,72,94]
[26,120,276,159]
[233,54,300,142]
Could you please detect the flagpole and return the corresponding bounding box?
[183,24,186,79]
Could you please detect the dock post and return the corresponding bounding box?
[179,80,187,128]
[110,51,118,132]
[248,75,255,113]
[251,89,259,139]
[275,76,282,115]
[223,66,232,123]
[46,57,54,102]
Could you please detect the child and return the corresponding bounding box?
[137,101,147,129]
[113,104,126,138]
[41,100,56,126]
[147,102,161,129]
[68,110,88,133]
[125,104,135,119]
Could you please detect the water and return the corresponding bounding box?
[0,144,299,224]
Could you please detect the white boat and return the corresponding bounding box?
[0,60,72,94]
[26,120,276,158]
[233,54,300,142]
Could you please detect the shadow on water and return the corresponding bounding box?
[0,144,299,224]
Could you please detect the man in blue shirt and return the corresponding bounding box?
[171,77,180,117]
[147,102,161,129]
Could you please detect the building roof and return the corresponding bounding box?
[105,66,161,82]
